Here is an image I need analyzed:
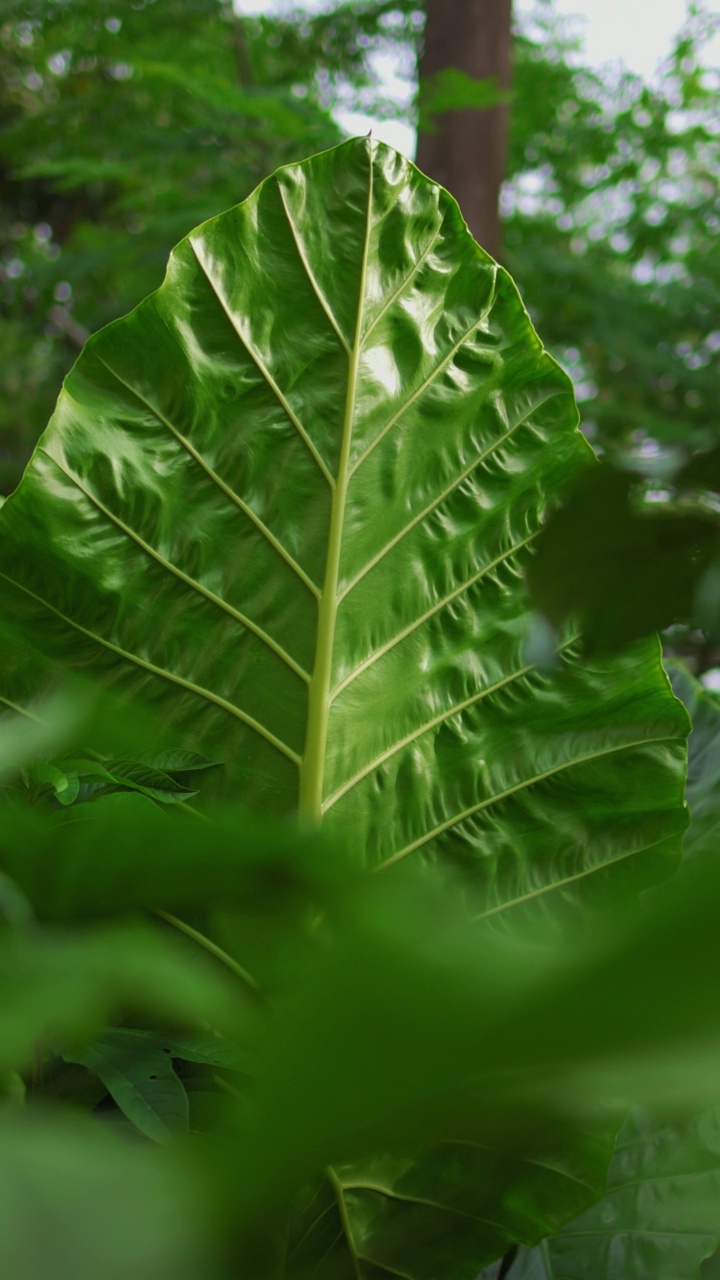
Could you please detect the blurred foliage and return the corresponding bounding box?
[527,443,720,654]
[504,4,719,459]
[1,0,718,491]
[2,676,720,1276]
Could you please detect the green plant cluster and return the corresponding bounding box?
[1,135,720,1280]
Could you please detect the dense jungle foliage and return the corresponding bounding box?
[1,4,720,1280]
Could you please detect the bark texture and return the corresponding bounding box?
[416,0,512,259]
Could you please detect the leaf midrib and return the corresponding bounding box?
[299,144,374,822]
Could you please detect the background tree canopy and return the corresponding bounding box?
[1,0,718,494]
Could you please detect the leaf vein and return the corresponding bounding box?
[383,737,680,867]
[471,834,674,920]
[39,450,310,684]
[0,570,301,765]
[338,390,564,600]
[276,179,352,355]
[340,1181,517,1231]
[327,1167,362,1280]
[331,530,537,702]
[361,219,443,344]
[0,695,43,722]
[93,353,320,599]
[323,636,580,813]
[348,269,498,478]
[188,236,335,488]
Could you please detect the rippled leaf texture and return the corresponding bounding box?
[0,136,687,904]
[510,1107,720,1280]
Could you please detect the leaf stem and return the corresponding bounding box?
[154,909,260,993]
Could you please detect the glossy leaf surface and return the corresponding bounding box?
[510,1107,720,1280]
[0,137,687,910]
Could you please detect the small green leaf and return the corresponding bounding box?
[100,760,197,803]
[0,923,241,1075]
[137,1030,247,1072]
[419,68,512,132]
[25,762,79,806]
[64,1030,189,1143]
[138,749,221,774]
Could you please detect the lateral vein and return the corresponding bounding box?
[276,179,352,355]
[355,1256,415,1280]
[348,267,498,479]
[188,237,335,488]
[0,570,301,765]
[472,833,673,921]
[338,389,563,601]
[39,450,310,684]
[93,354,320,599]
[382,738,680,867]
[361,219,443,343]
[322,635,580,813]
[327,1168,362,1280]
[331,530,537,702]
[0,695,43,723]
[339,1181,515,1230]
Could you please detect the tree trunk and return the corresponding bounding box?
[415,0,512,260]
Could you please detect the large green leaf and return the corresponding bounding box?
[0,137,690,1277]
[0,136,687,904]
[286,1121,618,1280]
[509,1107,720,1280]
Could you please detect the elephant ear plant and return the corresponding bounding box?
[0,138,691,1278]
